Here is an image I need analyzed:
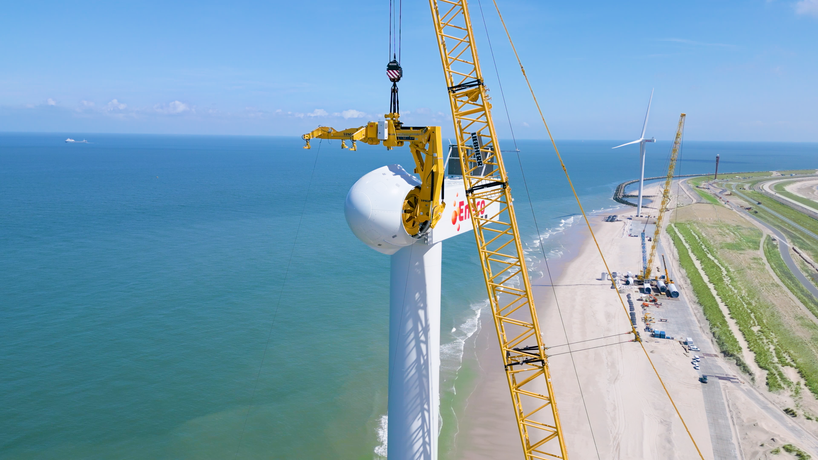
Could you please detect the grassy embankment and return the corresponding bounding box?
[674,177,818,396]
[741,188,818,263]
[794,256,818,291]
[773,180,818,212]
[763,236,818,319]
[671,222,790,390]
[666,224,746,371]
[687,176,721,205]
[670,214,818,396]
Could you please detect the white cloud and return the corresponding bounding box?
[660,38,735,48]
[307,108,328,117]
[106,99,127,111]
[796,0,818,16]
[522,122,530,127]
[341,109,367,119]
[81,100,95,107]
[154,100,191,114]
[47,98,56,106]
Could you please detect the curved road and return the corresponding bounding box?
[758,176,818,219]
[728,185,818,306]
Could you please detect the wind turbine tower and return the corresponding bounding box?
[344,157,497,460]
[613,90,655,217]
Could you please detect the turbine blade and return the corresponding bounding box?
[612,139,642,149]
[640,88,654,139]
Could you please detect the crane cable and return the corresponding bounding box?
[489,1,705,458]
[473,1,601,458]
[388,0,402,62]
[233,139,323,458]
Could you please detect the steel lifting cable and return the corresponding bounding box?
[234,139,323,458]
[489,1,705,458]
[473,1,601,458]
[388,0,403,61]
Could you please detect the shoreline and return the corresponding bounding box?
[451,211,616,458]
[453,185,716,459]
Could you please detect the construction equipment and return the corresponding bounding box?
[303,122,446,238]
[430,1,567,457]
[302,1,567,458]
[641,114,686,282]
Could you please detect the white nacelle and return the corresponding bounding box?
[345,165,419,255]
[345,165,500,255]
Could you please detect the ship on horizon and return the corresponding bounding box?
[65,138,89,143]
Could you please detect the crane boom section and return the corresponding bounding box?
[303,121,446,236]
[644,114,686,280]
[429,1,568,458]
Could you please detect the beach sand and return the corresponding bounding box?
[454,184,715,459]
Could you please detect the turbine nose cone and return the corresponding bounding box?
[344,165,420,255]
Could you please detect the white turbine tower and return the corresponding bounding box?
[344,156,497,460]
[613,89,655,217]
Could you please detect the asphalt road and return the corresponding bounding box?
[654,238,818,458]
[758,176,818,220]
[727,185,818,304]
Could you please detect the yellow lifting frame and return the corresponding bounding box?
[302,115,447,237]
[429,0,568,458]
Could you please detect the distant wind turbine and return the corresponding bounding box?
[613,89,655,217]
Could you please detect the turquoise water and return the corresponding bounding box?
[2,133,816,459]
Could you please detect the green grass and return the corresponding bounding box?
[696,188,721,205]
[771,180,818,211]
[753,208,818,264]
[743,190,818,236]
[714,171,775,180]
[731,187,818,263]
[685,178,721,205]
[688,176,713,187]
[667,225,745,365]
[670,220,818,396]
[676,223,789,391]
[794,256,818,291]
[773,180,798,193]
[763,236,818,319]
[673,223,789,391]
[782,443,811,460]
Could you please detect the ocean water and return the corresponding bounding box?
[1,133,816,459]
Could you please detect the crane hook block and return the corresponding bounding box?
[386,59,402,83]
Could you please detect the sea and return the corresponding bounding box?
[2,133,816,459]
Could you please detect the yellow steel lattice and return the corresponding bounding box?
[644,114,686,280]
[428,0,568,458]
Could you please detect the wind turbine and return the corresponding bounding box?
[613,89,655,217]
[344,154,497,460]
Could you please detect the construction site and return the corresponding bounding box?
[294,0,818,458]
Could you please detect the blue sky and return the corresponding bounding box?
[1,0,816,141]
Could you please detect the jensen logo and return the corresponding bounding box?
[450,192,487,231]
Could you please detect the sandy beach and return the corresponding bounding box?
[455,184,716,459]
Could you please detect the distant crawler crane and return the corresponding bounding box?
[641,114,686,299]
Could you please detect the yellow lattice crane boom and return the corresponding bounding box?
[302,0,568,457]
[429,0,567,458]
[643,113,686,281]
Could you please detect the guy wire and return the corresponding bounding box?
[490,1,705,458]
[474,1,601,458]
[234,139,323,458]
